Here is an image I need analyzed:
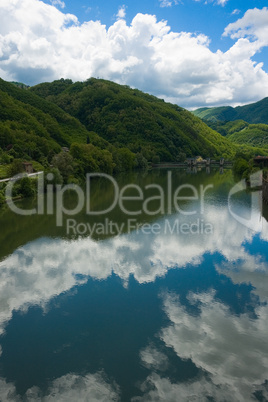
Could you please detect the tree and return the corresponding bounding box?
[7,160,23,177]
[233,158,250,178]
[44,168,63,189]
[135,153,148,169]
[19,177,35,197]
[51,152,74,183]
[152,155,160,164]
[113,148,136,172]
[176,152,186,162]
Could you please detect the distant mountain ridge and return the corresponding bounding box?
[10,81,30,90]
[193,97,268,125]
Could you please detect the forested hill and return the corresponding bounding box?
[202,120,268,150]
[0,77,108,150]
[193,97,268,124]
[30,78,235,160]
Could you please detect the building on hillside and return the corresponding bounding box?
[254,156,268,167]
[23,162,34,174]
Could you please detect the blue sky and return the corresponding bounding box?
[45,0,268,61]
[1,0,268,108]
[59,1,265,48]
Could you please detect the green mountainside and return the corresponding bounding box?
[0,78,125,179]
[193,97,268,124]
[0,78,107,149]
[227,123,268,147]
[0,76,239,193]
[201,119,268,151]
[191,106,236,123]
[30,78,235,161]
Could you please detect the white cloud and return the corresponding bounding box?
[232,9,240,16]
[158,290,268,401]
[135,277,268,401]
[193,0,228,6]
[133,373,245,401]
[50,0,65,8]
[116,5,126,20]
[0,1,268,107]
[140,345,169,371]
[82,6,91,14]
[216,0,228,5]
[216,255,268,302]
[0,180,267,400]
[159,0,179,7]
[0,372,119,401]
[0,194,267,336]
[224,7,268,45]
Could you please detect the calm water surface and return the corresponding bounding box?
[0,169,267,401]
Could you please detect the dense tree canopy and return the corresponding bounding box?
[30,78,236,161]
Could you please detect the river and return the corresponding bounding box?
[0,168,267,401]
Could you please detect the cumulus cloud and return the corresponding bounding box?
[0,372,119,401]
[0,194,267,336]
[135,277,268,401]
[133,373,243,401]
[158,290,268,401]
[0,181,267,399]
[216,255,268,302]
[224,7,268,44]
[0,0,268,107]
[116,5,126,20]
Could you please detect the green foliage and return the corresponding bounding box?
[0,76,239,197]
[30,78,235,161]
[135,153,148,169]
[193,97,268,125]
[7,160,24,177]
[31,160,45,172]
[152,155,160,164]
[176,152,187,162]
[0,153,12,164]
[70,143,115,176]
[233,157,250,178]
[0,192,5,206]
[51,152,74,183]
[112,148,136,173]
[192,106,236,122]
[0,78,110,162]
[19,177,35,198]
[0,164,9,179]
[227,123,268,147]
[10,82,30,90]
[44,168,63,188]
[202,119,268,153]
[205,120,248,137]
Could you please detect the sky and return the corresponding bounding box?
[0,0,268,109]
